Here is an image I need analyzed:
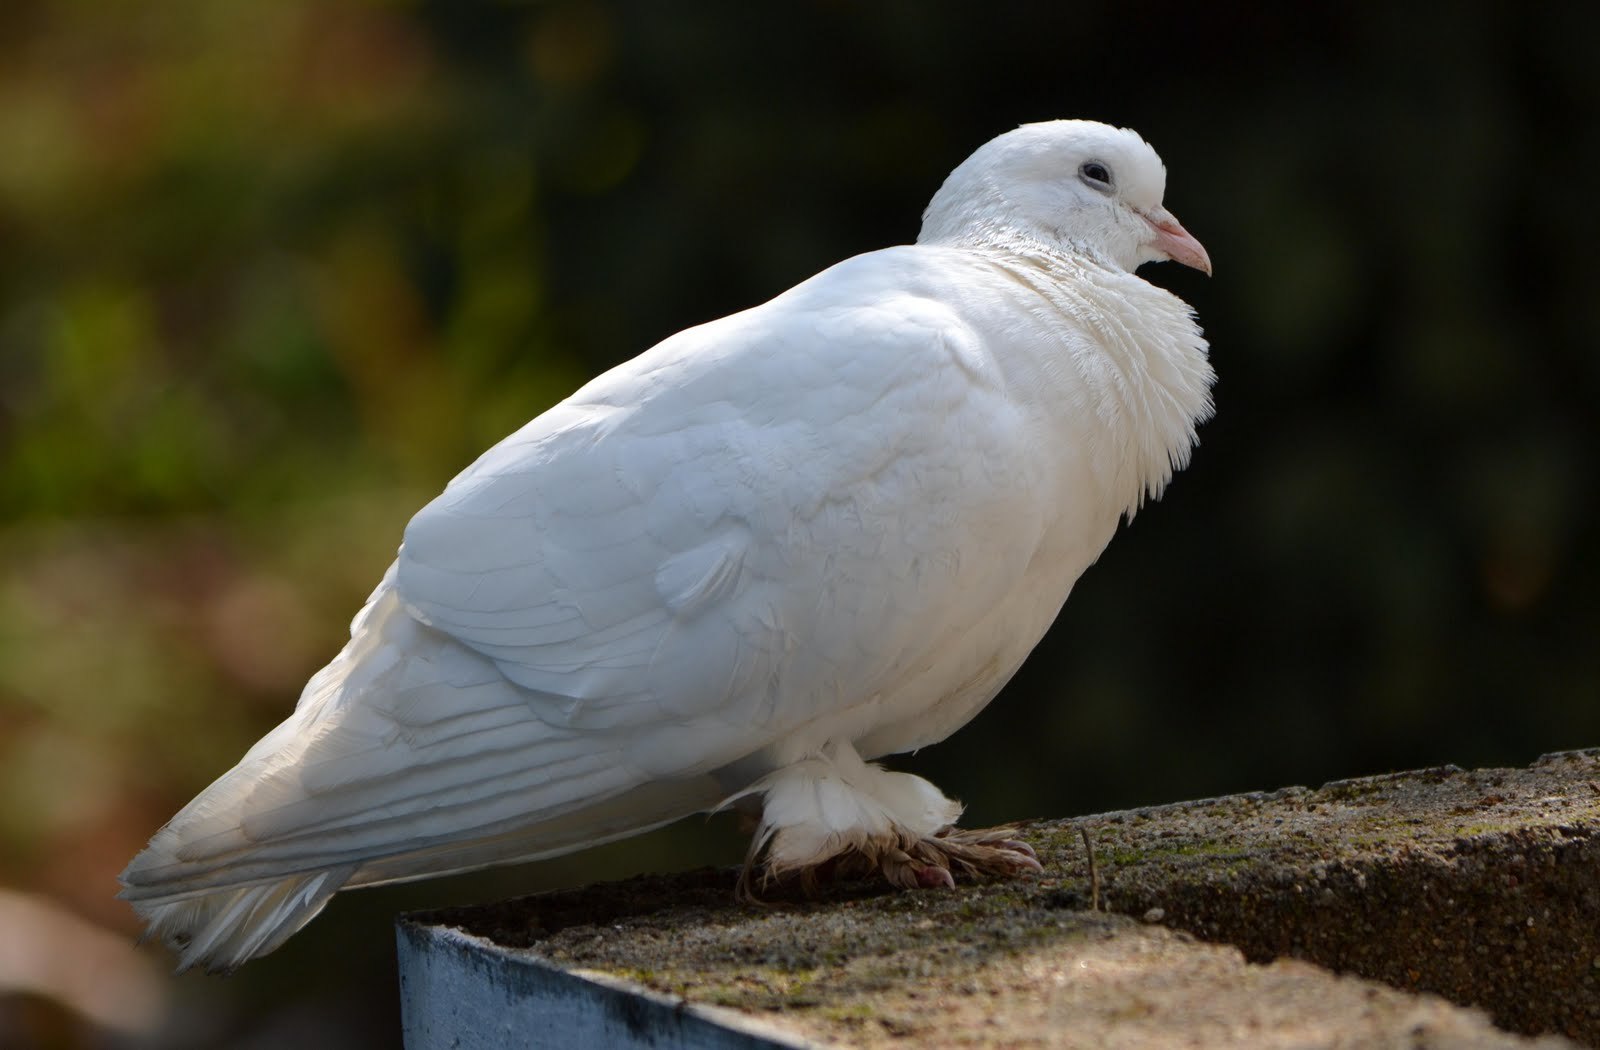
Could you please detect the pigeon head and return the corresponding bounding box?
[918,119,1211,276]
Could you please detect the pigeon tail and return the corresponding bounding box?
[121,864,356,974]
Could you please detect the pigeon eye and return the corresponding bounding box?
[1079,161,1113,192]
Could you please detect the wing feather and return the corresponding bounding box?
[394,280,1030,744]
[124,254,1054,922]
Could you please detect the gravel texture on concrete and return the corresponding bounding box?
[1064,749,1600,1044]
[412,750,1599,1048]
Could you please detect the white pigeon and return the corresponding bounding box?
[120,119,1214,972]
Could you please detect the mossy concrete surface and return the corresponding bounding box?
[407,750,1599,1048]
[1064,748,1600,1045]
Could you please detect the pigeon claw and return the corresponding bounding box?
[927,825,1046,878]
[876,845,959,891]
[874,825,1043,889]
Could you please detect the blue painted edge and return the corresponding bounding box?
[397,919,820,1050]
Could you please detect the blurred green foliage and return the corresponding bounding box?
[1,1,1597,1045]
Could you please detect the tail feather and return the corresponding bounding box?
[118,767,730,972]
[116,570,756,971]
[125,864,358,974]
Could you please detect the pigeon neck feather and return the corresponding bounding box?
[983,244,1215,520]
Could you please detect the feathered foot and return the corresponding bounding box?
[738,824,1042,901]
[729,740,1043,902]
[878,825,1042,889]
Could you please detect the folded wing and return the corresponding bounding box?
[120,263,1049,970]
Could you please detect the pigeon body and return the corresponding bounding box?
[121,119,1214,971]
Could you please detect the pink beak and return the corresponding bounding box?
[1143,206,1212,276]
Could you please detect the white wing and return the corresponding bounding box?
[396,256,1048,767]
[119,250,1054,969]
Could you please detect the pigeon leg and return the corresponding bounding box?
[842,824,1043,891]
[914,825,1042,883]
[741,823,1042,900]
[734,740,1048,900]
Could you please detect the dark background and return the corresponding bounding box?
[2,2,1596,1046]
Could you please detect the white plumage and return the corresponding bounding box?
[120,119,1215,971]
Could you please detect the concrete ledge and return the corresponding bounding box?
[1062,748,1600,1043]
[399,750,1599,1048]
